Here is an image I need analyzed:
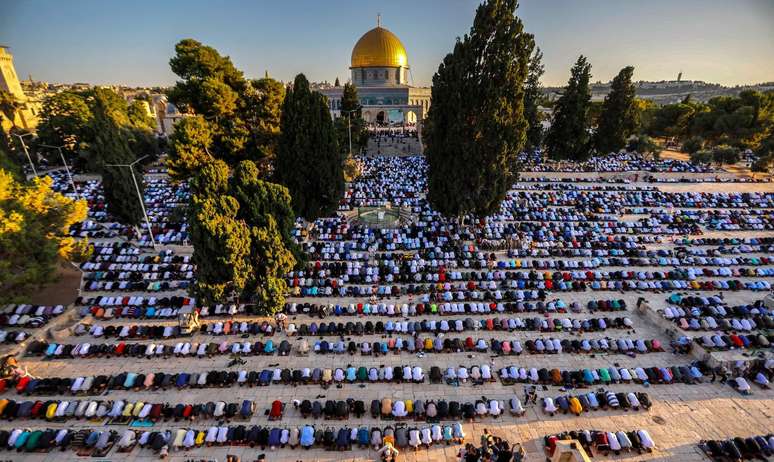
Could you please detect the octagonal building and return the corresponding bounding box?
[322,18,431,129]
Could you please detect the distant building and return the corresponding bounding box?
[320,18,431,129]
[150,95,184,135]
[0,46,40,131]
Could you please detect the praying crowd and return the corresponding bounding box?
[1,151,772,461]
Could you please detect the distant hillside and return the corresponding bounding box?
[544,80,774,104]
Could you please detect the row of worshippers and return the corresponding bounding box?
[292,253,730,283]
[287,271,772,298]
[541,390,651,416]
[282,315,633,336]
[289,259,774,288]
[298,397,521,421]
[0,330,28,344]
[81,278,190,292]
[0,304,65,328]
[299,335,661,357]
[519,150,713,173]
[695,332,772,350]
[295,397,506,421]
[504,187,773,209]
[700,434,774,460]
[9,364,439,395]
[285,299,627,317]
[85,242,185,264]
[72,319,275,340]
[29,339,292,360]
[663,301,773,332]
[304,233,663,262]
[0,398,254,422]
[298,254,771,283]
[79,302,243,321]
[499,364,704,387]
[126,423,464,454]
[544,429,656,457]
[7,361,707,397]
[0,427,116,454]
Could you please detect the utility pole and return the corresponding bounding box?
[13,132,37,176]
[39,144,80,200]
[105,155,157,249]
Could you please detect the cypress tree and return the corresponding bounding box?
[189,160,252,305]
[89,93,145,226]
[524,47,545,151]
[275,74,343,220]
[426,0,534,218]
[545,55,593,161]
[336,83,367,155]
[594,66,637,153]
[189,158,296,311]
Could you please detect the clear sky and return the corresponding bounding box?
[2,0,773,88]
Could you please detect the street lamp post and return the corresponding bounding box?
[13,132,37,176]
[39,144,80,200]
[342,108,359,158]
[105,155,157,249]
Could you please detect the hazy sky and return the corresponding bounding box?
[2,0,773,88]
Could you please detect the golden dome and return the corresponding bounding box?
[351,26,408,68]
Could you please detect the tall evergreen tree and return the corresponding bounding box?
[593,66,637,153]
[231,160,296,311]
[336,83,367,156]
[189,158,296,311]
[231,159,299,259]
[189,160,252,304]
[275,74,343,220]
[426,0,534,218]
[523,47,545,151]
[88,92,145,226]
[545,55,593,161]
[249,77,285,161]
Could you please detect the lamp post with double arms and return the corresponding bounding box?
[13,132,37,177]
[39,144,81,200]
[104,155,157,249]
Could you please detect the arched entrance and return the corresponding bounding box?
[376,111,386,124]
[405,110,418,124]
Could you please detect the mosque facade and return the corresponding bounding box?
[321,20,431,127]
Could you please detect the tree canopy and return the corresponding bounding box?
[189,159,295,311]
[167,115,214,180]
[544,55,593,161]
[36,91,93,158]
[0,167,89,302]
[275,74,343,220]
[88,90,146,226]
[36,88,159,166]
[426,0,533,218]
[335,83,368,158]
[646,90,774,151]
[167,39,284,172]
[593,66,637,153]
